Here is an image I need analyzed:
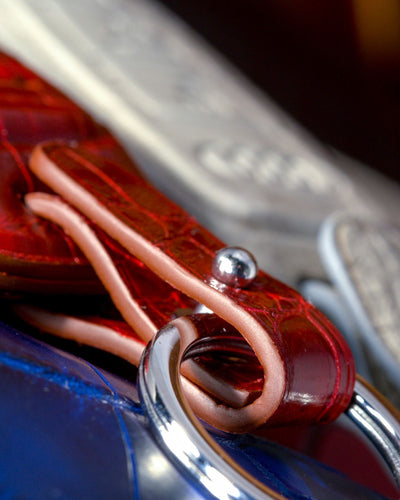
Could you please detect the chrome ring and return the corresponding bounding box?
[138,324,400,499]
[138,324,281,500]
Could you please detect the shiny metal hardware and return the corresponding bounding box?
[346,377,400,488]
[212,247,258,288]
[138,324,400,499]
[138,324,281,500]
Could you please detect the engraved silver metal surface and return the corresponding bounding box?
[319,214,400,392]
[212,247,258,288]
[138,325,400,497]
[1,0,393,285]
[196,140,346,198]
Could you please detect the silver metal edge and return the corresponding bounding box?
[345,377,400,489]
[138,324,282,500]
[318,213,400,390]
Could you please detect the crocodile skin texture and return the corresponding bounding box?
[0,51,124,292]
[0,50,355,431]
[26,141,355,431]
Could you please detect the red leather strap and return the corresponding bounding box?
[25,141,355,431]
[0,52,138,292]
[0,50,355,432]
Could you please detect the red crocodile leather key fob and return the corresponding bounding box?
[0,49,355,432]
[23,140,355,432]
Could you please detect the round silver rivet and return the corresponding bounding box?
[211,247,258,288]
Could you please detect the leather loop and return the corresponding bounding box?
[0,50,355,431]
[24,141,355,431]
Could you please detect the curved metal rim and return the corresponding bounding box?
[346,375,400,488]
[138,324,400,499]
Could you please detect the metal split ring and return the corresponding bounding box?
[138,324,400,499]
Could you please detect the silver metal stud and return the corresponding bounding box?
[211,247,258,288]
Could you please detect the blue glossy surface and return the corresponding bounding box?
[0,327,139,499]
[0,322,390,499]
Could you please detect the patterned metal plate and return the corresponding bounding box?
[319,213,400,393]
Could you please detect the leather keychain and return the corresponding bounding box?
[21,139,354,432]
[0,50,354,432]
[1,50,399,497]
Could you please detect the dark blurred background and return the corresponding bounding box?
[160,0,400,183]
